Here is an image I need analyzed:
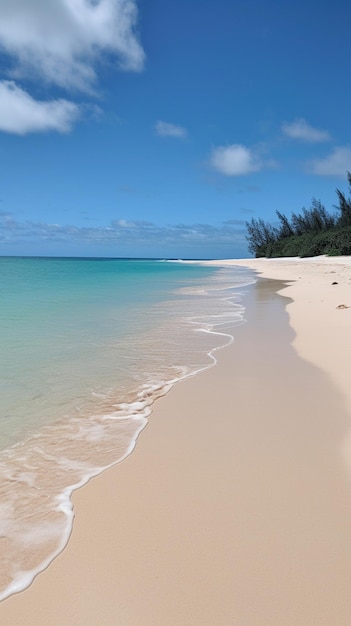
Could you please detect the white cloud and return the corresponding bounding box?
[282,118,331,142]
[113,219,145,228]
[0,213,247,251]
[307,146,351,177]
[0,80,80,134]
[0,0,145,92]
[155,121,187,139]
[210,144,262,176]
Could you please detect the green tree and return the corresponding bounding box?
[245,218,277,256]
[335,171,351,227]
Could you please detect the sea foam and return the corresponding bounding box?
[0,260,255,601]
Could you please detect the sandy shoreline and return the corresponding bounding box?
[1,256,351,625]
[214,256,351,411]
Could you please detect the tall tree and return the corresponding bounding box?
[335,172,351,227]
[245,217,277,255]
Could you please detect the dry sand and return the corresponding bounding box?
[1,255,351,625]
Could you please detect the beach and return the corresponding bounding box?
[1,255,351,625]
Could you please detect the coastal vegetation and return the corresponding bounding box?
[246,172,351,257]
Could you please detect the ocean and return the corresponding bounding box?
[0,257,255,601]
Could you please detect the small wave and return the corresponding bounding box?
[0,264,255,602]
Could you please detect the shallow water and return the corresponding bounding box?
[0,257,255,600]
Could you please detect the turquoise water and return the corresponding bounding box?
[0,257,226,447]
[0,257,254,600]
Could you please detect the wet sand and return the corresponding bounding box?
[1,256,351,625]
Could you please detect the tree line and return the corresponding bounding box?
[245,172,351,257]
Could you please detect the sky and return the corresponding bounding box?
[0,0,351,259]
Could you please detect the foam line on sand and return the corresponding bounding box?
[1,256,351,625]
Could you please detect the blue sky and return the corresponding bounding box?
[0,0,350,258]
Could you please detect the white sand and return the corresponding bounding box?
[214,256,351,410]
[1,256,351,625]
